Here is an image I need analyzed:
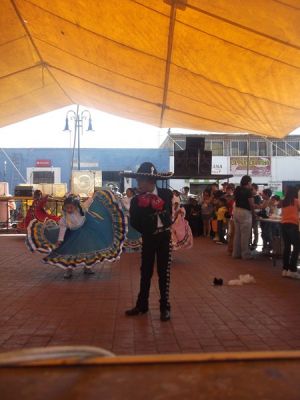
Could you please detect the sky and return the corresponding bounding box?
[1,106,299,149]
[0,106,168,149]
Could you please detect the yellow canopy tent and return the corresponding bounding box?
[1,0,300,138]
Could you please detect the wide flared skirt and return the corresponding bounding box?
[123,217,142,253]
[172,216,193,251]
[27,190,126,269]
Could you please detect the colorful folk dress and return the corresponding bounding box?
[18,196,60,232]
[26,190,126,269]
[171,206,193,251]
[121,196,142,252]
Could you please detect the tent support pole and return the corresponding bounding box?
[160,1,178,127]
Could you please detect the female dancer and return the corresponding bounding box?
[18,190,60,231]
[27,191,126,279]
[171,197,193,251]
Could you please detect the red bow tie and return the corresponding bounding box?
[137,193,165,211]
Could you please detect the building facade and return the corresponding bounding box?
[161,133,300,194]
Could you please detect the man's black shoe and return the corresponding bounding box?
[160,310,171,322]
[83,267,95,275]
[125,307,148,316]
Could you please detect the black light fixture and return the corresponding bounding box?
[63,106,94,172]
[86,116,94,132]
[63,116,70,131]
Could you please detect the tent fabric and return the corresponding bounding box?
[1,0,300,138]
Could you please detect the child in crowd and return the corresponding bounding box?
[270,195,281,217]
[210,183,219,196]
[201,190,213,237]
[216,197,229,244]
[280,186,300,279]
[221,182,228,193]
[224,184,235,215]
[27,191,126,279]
[260,188,272,216]
[252,184,262,208]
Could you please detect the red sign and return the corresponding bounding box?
[35,159,52,167]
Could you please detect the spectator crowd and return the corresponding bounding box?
[172,177,299,278]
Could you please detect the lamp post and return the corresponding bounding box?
[63,105,94,171]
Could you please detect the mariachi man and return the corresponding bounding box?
[121,162,173,321]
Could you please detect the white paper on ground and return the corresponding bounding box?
[228,279,243,286]
[239,274,256,284]
[228,274,256,286]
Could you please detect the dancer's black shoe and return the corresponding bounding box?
[160,310,171,322]
[64,269,73,279]
[83,267,95,275]
[125,307,148,316]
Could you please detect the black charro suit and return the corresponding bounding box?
[130,188,173,312]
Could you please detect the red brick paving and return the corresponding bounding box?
[0,235,300,354]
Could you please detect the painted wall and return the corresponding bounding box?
[0,148,170,193]
[271,157,300,182]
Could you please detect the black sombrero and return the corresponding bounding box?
[120,162,173,180]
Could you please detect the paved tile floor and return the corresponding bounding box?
[0,235,300,355]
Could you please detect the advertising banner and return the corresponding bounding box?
[211,156,228,175]
[230,157,271,176]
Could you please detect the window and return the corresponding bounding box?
[287,141,300,156]
[250,141,257,156]
[174,138,224,155]
[258,141,267,156]
[231,140,248,156]
[272,141,286,156]
[32,171,55,184]
[174,140,186,152]
[239,141,248,156]
[204,140,212,151]
[231,141,239,156]
[211,141,224,156]
[272,141,300,156]
[231,140,268,156]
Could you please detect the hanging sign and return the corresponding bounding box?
[35,159,52,167]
